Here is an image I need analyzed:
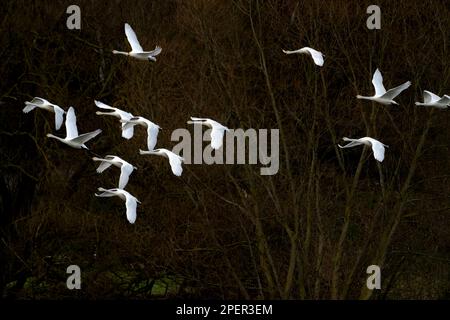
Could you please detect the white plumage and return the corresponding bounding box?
[47,107,102,149]
[92,155,137,189]
[139,148,185,176]
[415,90,450,109]
[95,100,135,139]
[121,116,161,151]
[95,188,141,224]
[282,47,325,66]
[356,69,411,105]
[23,97,66,130]
[338,137,388,162]
[187,117,229,150]
[112,23,162,62]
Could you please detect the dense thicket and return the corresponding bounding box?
[1,0,449,299]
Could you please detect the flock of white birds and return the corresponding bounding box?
[22,23,450,224]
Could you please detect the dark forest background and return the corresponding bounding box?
[1,0,449,299]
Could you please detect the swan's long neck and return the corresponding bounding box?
[112,50,129,56]
[47,134,66,142]
[356,95,373,101]
[96,111,115,116]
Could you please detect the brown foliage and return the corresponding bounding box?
[0,0,449,299]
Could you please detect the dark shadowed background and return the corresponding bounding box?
[0,0,449,299]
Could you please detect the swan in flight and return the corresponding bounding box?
[95,188,141,224]
[338,137,388,162]
[415,90,450,109]
[23,97,66,130]
[356,69,411,105]
[187,117,230,150]
[282,47,324,66]
[112,23,162,62]
[121,116,161,151]
[47,107,102,149]
[92,155,137,189]
[139,149,184,176]
[95,100,135,139]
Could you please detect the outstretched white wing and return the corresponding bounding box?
[125,194,138,224]
[121,123,135,139]
[436,95,450,106]
[372,69,386,97]
[146,125,160,151]
[93,157,113,173]
[125,23,143,52]
[53,105,65,130]
[22,102,38,113]
[148,46,162,56]
[167,152,184,176]
[370,140,386,162]
[303,47,324,66]
[381,81,411,100]
[423,90,440,104]
[29,97,47,105]
[70,129,102,144]
[121,120,137,132]
[119,163,134,189]
[210,127,226,150]
[65,107,79,139]
[117,110,133,120]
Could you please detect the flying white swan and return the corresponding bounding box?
[94,100,134,139]
[356,68,411,105]
[282,47,324,67]
[139,148,184,176]
[338,137,388,162]
[92,155,137,189]
[23,97,66,130]
[95,187,141,224]
[46,107,102,149]
[112,23,162,62]
[121,116,161,151]
[415,90,450,109]
[187,117,230,150]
